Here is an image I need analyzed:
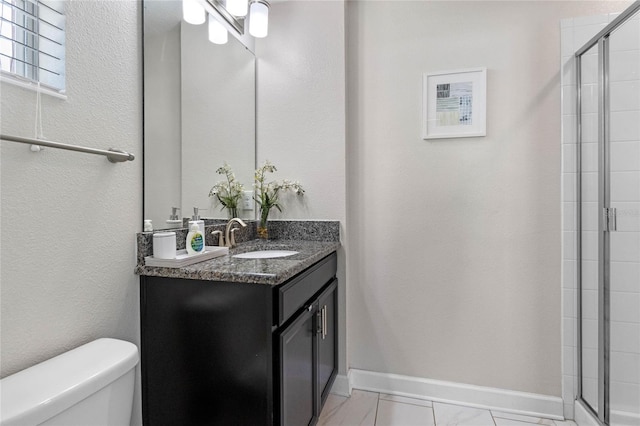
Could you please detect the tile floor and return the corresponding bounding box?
[318,390,578,426]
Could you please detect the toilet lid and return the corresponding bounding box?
[0,338,138,426]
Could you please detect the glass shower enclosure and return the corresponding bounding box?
[576,3,640,425]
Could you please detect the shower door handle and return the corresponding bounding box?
[603,207,617,232]
[610,208,617,231]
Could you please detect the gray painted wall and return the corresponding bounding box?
[346,0,630,397]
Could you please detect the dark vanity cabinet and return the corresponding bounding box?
[140,252,338,426]
[277,279,337,426]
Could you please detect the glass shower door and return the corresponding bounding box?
[579,41,601,415]
[607,11,640,426]
[577,4,640,424]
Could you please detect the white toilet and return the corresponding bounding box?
[0,338,139,426]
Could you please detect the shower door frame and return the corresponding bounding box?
[575,2,640,424]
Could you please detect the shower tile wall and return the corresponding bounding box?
[561,11,640,424]
[607,11,640,426]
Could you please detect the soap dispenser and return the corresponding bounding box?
[189,207,205,236]
[166,207,182,229]
[186,222,205,255]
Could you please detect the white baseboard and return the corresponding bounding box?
[611,409,640,426]
[332,368,564,420]
[330,373,352,397]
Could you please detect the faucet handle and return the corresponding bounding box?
[211,230,224,247]
[230,228,240,247]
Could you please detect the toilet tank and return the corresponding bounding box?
[0,338,139,426]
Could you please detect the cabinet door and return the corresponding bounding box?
[317,279,338,407]
[141,277,273,426]
[279,306,316,426]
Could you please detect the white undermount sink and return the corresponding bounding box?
[233,250,299,259]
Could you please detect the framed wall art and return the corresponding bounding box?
[422,68,487,140]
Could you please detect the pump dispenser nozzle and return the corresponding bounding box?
[169,207,181,220]
[190,207,205,236]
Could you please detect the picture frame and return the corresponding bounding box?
[422,67,487,140]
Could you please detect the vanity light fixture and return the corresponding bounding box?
[248,0,269,38]
[226,0,248,17]
[183,0,270,39]
[183,0,206,25]
[208,14,228,44]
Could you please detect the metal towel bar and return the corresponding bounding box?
[0,133,135,163]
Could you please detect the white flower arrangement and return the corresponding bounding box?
[254,160,304,237]
[208,162,244,218]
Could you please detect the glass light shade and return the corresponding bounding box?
[226,0,248,17]
[183,0,205,25]
[208,14,228,44]
[249,1,269,38]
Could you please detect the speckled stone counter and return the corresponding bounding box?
[135,221,340,286]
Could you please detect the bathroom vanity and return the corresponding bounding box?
[138,238,339,426]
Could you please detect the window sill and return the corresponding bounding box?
[0,74,67,101]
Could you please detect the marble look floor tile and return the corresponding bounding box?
[433,402,495,426]
[494,418,548,426]
[380,394,433,408]
[320,394,349,419]
[491,411,555,425]
[318,390,379,426]
[376,399,436,426]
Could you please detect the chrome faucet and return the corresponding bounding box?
[224,218,247,248]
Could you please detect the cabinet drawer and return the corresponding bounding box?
[276,252,337,326]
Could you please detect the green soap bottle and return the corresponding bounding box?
[186,222,205,255]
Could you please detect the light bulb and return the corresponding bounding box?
[208,14,228,44]
[226,0,248,17]
[249,0,269,38]
[183,0,205,25]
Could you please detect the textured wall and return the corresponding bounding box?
[346,0,630,398]
[0,1,142,424]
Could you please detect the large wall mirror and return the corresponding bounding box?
[143,0,256,230]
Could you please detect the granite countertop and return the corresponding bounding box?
[135,239,340,286]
